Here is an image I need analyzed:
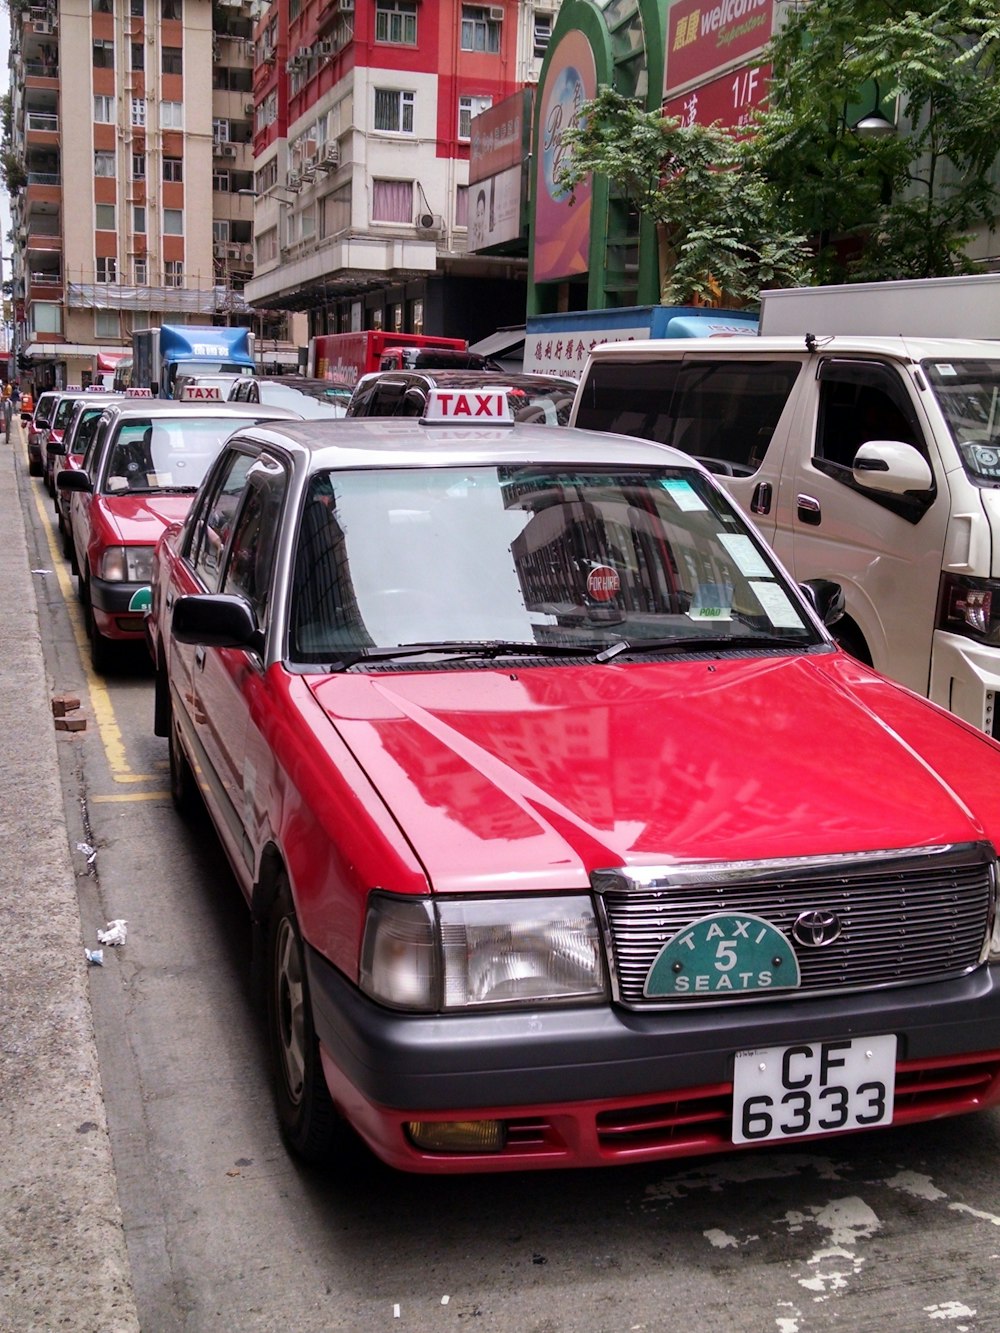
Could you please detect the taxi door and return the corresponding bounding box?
[192,454,289,880]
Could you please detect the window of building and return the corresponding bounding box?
[132,99,146,128]
[256,159,278,194]
[93,39,115,69]
[163,157,183,183]
[32,304,62,336]
[94,150,116,176]
[289,0,300,18]
[133,206,146,232]
[256,227,279,263]
[163,209,183,235]
[458,94,492,140]
[131,42,144,70]
[533,11,553,57]
[92,0,112,12]
[162,46,182,75]
[375,0,417,45]
[372,178,413,223]
[161,101,183,129]
[130,0,144,15]
[96,256,118,283]
[94,96,114,124]
[95,203,116,230]
[456,184,469,227]
[213,171,231,192]
[161,0,181,17]
[134,257,147,283]
[410,298,424,334]
[95,310,120,337]
[373,89,414,134]
[164,260,184,287]
[320,184,351,238]
[213,118,231,144]
[460,5,502,53]
[213,220,231,244]
[132,153,146,178]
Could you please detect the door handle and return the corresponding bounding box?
[797,494,822,526]
[750,481,772,515]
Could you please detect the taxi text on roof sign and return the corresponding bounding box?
[422,387,514,424]
[179,384,224,402]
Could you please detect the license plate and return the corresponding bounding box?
[732,1035,896,1144]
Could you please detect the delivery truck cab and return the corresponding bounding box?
[571,330,1000,737]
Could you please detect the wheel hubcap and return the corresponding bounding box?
[275,917,306,1105]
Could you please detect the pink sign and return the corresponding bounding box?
[665,0,775,95]
[663,62,771,130]
[533,28,597,284]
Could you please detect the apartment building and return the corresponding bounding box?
[244,0,554,340]
[8,0,290,391]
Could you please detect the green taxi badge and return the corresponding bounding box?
[644,912,800,997]
[129,586,152,613]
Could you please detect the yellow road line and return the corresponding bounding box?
[31,482,158,784]
[91,792,171,803]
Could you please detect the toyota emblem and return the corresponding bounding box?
[791,909,843,948]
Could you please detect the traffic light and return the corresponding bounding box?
[17,353,30,371]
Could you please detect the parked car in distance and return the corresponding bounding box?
[346,369,577,426]
[227,376,350,418]
[53,394,126,559]
[147,386,1000,1177]
[27,390,61,476]
[41,388,114,495]
[58,398,302,672]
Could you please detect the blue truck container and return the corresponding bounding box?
[132,325,256,398]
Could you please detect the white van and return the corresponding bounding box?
[570,332,1000,736]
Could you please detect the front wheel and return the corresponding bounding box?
[87,598,114,674]
[168,707,200,816]
[266,877,348,1166]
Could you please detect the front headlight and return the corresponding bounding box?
[99,545,156,582]
[360,893,607,1011]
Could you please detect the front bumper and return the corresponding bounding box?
[307,945,1000,1172]
[89,575,150,640]
[929,629,1000,738]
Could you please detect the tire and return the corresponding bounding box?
[28,454,41,478]
[87,600,114,674]
[168,706,200,816]
[833,620,873,666]
[266,876,347,1166]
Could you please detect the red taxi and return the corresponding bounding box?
[52,394,125,558]
[147,388,1000,1174]
[58,399,301,671]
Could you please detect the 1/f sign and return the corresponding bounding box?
[732,65,761,113]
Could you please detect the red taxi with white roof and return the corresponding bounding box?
[58,398,301,671]
[147,386,1000,1174]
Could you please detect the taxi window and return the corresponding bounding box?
[221,457,288,625]
[189,449,259,593]
[73,408,105,457]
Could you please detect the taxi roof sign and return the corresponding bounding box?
[422,387,514,425]
[125,386,154,398]
[178,383,224,402]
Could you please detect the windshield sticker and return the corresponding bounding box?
[933,363,958,376]
[662,479,708,512]
[718,533,771,578]
[750,581,802,628]
[587,565,621,602]
[687,581,733,621]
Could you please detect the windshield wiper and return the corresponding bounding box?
[320,640,604,672]
[596,634,806,661]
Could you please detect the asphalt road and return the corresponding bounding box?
[11,423,1000,1333]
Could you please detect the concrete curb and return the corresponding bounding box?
[0,422,139,1332]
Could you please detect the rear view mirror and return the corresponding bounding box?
[853,441,933,494]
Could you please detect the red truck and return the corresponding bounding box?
[307,331,475,386]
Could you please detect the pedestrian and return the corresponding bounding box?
[2,384,13,444]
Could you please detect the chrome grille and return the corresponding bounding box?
[593,843,995,1008]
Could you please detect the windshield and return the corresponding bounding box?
[288,465,820,662]
[101,416,263,494]
[923,358,1000,482]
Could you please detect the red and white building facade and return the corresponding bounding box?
[245,0,554,340]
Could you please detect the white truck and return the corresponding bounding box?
[570,275,1000,736]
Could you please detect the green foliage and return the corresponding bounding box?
[555,87,813,307]
[0,147,26,195]
[751,0,1000,280]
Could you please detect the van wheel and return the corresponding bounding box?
[834,621,873,666]
[266,876,350,1166]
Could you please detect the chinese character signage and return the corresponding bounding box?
[665,0,775,95]
[664,62,771,129]
[470,90,531,186]
[532,28,597,284]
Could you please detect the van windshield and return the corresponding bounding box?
[923,359,1000,482]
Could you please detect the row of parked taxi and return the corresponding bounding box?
[22,368,1000,1181]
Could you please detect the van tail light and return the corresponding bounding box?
[938,574,1000,643]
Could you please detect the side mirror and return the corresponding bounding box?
[800,578,845,627]
[853,440,933,494]
[172,593,262,651]
[56,470,92,493]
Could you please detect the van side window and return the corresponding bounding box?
[815,361,923,471]
[576,359,800,477]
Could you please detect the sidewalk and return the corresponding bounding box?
[0,420,139,1332]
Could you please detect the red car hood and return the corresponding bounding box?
[99,492,195,543]
[306,653,1000,893]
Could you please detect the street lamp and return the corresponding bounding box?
[851,83,896,140]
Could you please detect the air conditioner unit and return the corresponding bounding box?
[296,46,311,59]
[213,242,228,258]
[318,143,339,169]
[33,20,54,34]
[243,247,254,264]
[339,0,354,12]
[221,143,237,157]
[226,243,241,259]
[301,156,316,178]
[415,212,444,234]
[263,50,275,65]
[317,38,335,56]
[244,100,255,116]
[286,57,301,73]
[286,172,302,191]
[488,5,505,19]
